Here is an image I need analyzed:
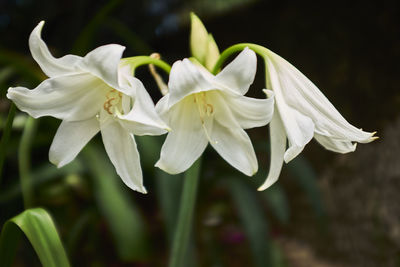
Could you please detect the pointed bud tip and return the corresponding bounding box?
[190,12,200,20]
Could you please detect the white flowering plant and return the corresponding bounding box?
[1,12,376,267]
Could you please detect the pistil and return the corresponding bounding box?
[193,92,217,144]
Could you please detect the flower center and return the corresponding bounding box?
[103,89,122,115]
[194,92,214,123]
[194,92,217,144]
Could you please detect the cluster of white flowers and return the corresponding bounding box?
[7,21,376,193]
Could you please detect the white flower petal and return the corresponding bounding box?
[267,49,375,143]
[214,47,257,95]
[314,133,357,153]
[78,44,125,89]
[101,119,147,193]
[258,110,287,191]
[29,21,82,77]
[210,120,258,176]
[283,107,314,162]
[167,59,215,108]
[155,96,208,174]
[155,94,170,121]
[224,89,274,129]
[265,57,314,163]
[118,77,169,136]
[208,92,257,175]
[7,73,109,121]
[118,63,134,88]
[49,117,100,167]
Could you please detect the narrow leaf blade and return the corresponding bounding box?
[82,144,150,261]
[0,208,70,267]
[228,178,271,267]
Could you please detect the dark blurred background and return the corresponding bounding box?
[0,0,399,266]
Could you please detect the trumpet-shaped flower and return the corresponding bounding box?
[258,49,377,191]
[7,21,169,193]
[155,48,275,176]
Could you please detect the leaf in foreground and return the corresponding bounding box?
[0,208,70,267]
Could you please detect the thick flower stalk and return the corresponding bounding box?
[259,48,377,190]
[155,48,275,176]
[7,21,169,193]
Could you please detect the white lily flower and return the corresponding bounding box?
[155,48,275,176]
[258,49,377,191]
[7,21,169,193]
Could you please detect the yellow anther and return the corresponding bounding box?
[206,104,214,116]
[103,89,122,115]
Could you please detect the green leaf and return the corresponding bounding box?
[0,103,16,185]
[82,144,150,261]
[155,169,182,243]
[0,161,84,204]
[66,209,95,258]
[270,240,288,267]
[287,156,326,219]
[189,13,220,71]
[168,158,201,267]
[136,135,182,242]
[0,208,70,267]
[18,117,38,209]
[228,178,271,267]
[260,183,290,225]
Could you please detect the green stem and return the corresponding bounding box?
[19,117,38,209]
[0,103,16,185]
[122,56,171,74]
[212,43,270,75]
[168,158,202,267]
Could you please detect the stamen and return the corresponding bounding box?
[103,89,122,115]
[149,53,169,96]
[206,104,214,116]
[193,92,217,144]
